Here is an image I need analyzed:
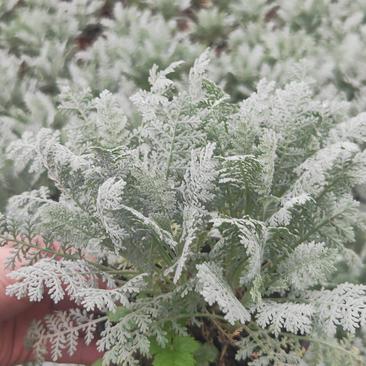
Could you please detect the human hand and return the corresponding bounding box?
[0,244,102,366]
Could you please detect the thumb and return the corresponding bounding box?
[0,245,31,321]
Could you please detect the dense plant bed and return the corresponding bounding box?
[3,0,366,208]
[1,53,366,365]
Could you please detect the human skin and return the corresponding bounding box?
[0,244,102,365]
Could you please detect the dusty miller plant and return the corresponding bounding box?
[1,52,366,365]
[3,0,366,209]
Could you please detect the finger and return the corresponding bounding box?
[0,301,52,366]
[0,245,32,320]
[0,237,84,320]
[0,300,103,366]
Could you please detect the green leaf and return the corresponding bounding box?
[249,275,264,304]
[151,335,200,366]
[91,359,103,366]
[107,306,130,322]
[154,351,197,366]
[194,343,219,366]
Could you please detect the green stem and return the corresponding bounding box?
[165,119,178,179]
[295,205,351,246]
[162,311,227,324]
[290,333,363,362]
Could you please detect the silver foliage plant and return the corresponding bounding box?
[4,0,366,209]
[1,52,366,365]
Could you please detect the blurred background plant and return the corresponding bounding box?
[3,0,366,207]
